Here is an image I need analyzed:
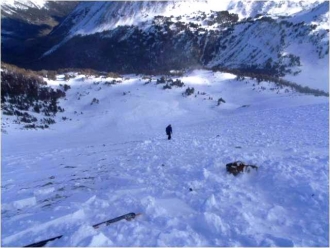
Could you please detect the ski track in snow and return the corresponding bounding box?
[1,71,329,247]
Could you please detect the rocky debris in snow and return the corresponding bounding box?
[226,161,258,176]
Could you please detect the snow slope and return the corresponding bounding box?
[1,70,329,246]
[283,1,329,92]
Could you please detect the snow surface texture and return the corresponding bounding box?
[2,70,329,246]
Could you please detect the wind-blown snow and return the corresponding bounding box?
[1,70,328,247]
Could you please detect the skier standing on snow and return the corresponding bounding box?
[166,124,172,140]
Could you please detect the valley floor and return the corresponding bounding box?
[1,70,329,246]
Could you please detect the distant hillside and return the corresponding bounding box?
[36,2,328,92]
[1,1,78,65]
[1,1,328,92]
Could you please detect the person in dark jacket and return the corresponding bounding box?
[166,124,172,140]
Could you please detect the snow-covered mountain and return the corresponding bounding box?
[1,0,329,92]
[53,0,232,36]
[29,1,327,92]
[49,0,324,36]
[227,0,324,19]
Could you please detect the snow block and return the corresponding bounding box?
[13,197,37,209]
[34,187,55,195]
